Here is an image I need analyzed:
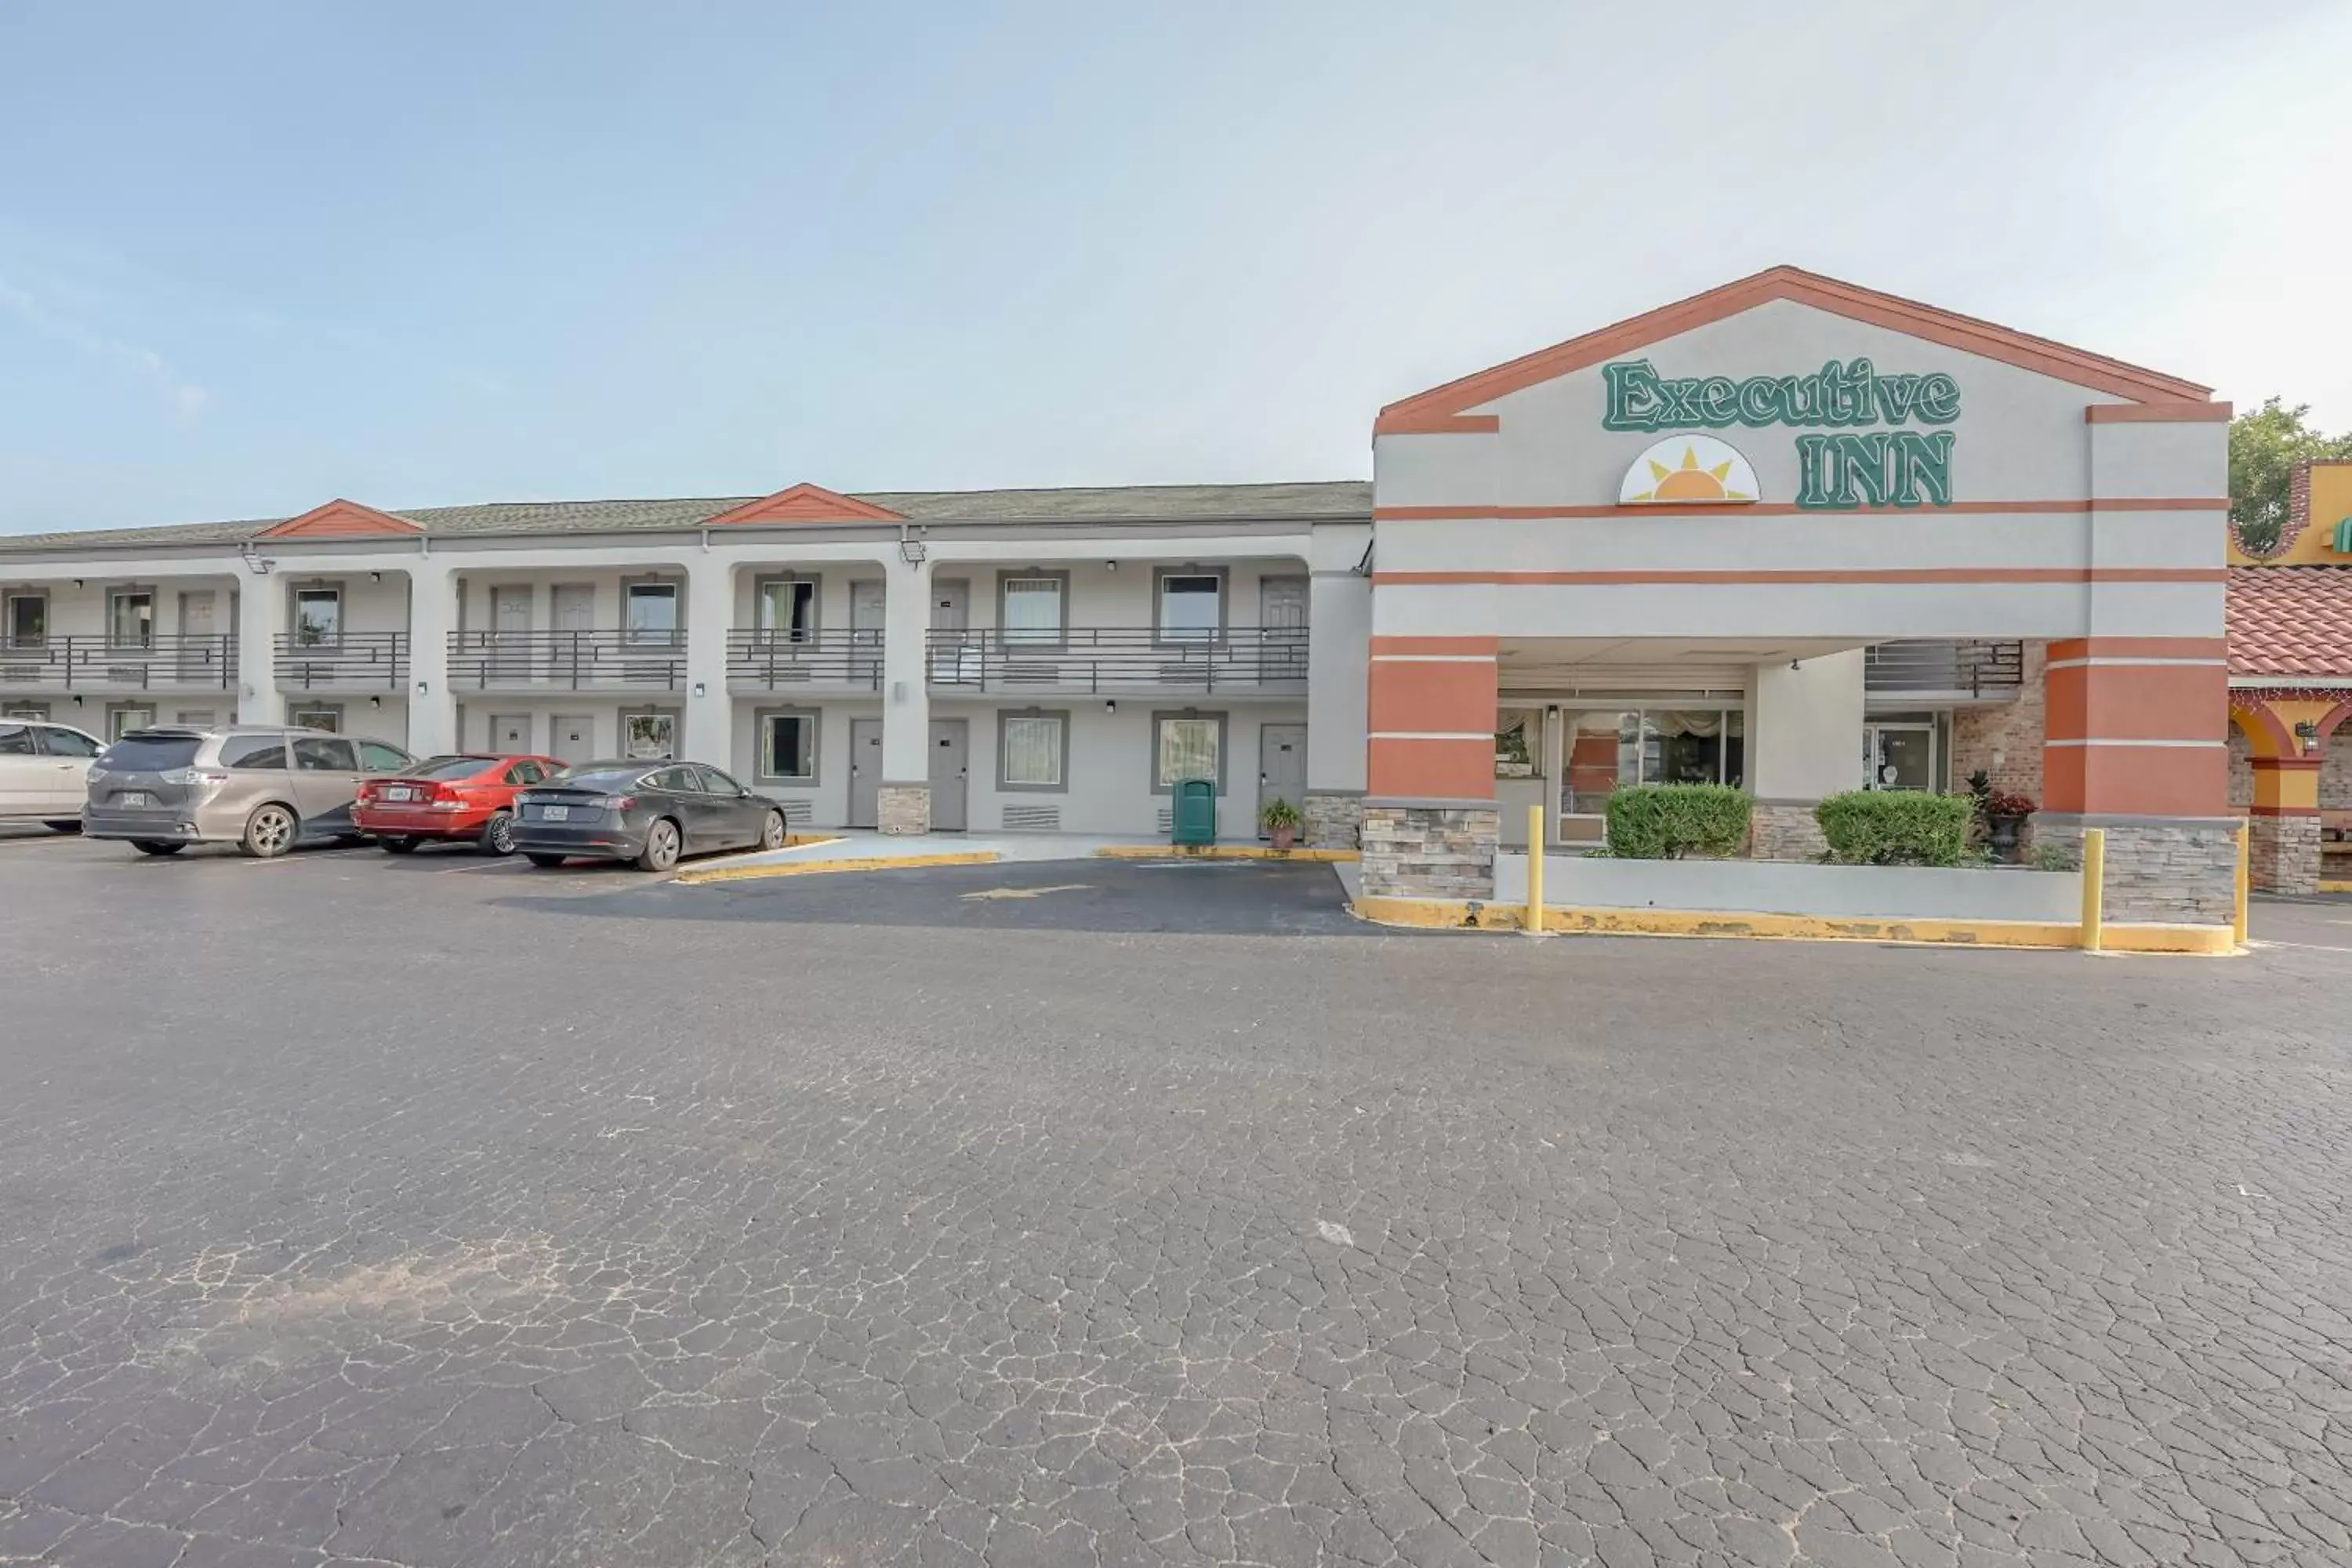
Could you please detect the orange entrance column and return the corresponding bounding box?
[2040,637,2238,924]
[1361,636,1501,899]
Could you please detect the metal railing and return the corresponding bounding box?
[725,629,884,691]
[273,631,409,690]
[446,629,688,690]
[925,626,1309,694]
[1864,638,2024,697]
[0,633,239,689]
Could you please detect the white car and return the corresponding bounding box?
[0,718,106,831]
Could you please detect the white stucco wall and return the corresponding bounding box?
[1750,652,1865,800]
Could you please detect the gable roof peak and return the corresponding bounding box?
[702,482,907,527]
[254,498,424,540]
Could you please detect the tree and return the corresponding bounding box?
[2230,397,2352,554]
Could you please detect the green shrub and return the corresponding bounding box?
[1814,790,1974,866]
[1602,784,1751,859]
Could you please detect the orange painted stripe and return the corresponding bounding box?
[1373,567,2226,586]
[1374,498,2227,520]
[1367,736,1496,800]
[1368,634,1499,657]
[2046,662,2227,742]
[2050,637,2230,662]
[2085,401,2232,423]
[1369,659,1499,733]
[2043,745,2227,817]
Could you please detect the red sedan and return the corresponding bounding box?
[356,753,564,856]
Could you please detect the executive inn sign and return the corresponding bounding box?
[1603,357,1960,510]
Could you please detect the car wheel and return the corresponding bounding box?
[42,819,82,834]
[239,802,299,858]
[524,852,568,869]
[758,810,786,851]
[636,818,681,873]
[380,837,421,855]
[131,840,186,856]
[480,812,516,856]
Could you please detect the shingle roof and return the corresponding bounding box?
[0,481,1373,554]
[2227,568,2352,678]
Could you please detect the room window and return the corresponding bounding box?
[622,711,676,759]
[1495,710,1540,779]
[757,579,819,644]
[4,593,45,649]
[999,711,1067,791]
[108,590,155,648]
[758,710,818,782]
[1156,572,1224,642]
[624,583,680,646]
[1152,712,1225,792]
[291,587,341,647]
[1559,707,1743,816]
[1000,575,1065,648]
[107,705,156,740]
[289,704,343,733]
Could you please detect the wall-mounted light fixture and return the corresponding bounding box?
[413,680,430,698]
[898,538,927,565]
[1105,699,1117,713]
[71,579,83,590]
[1105,560,1117,572]
[691,681,707,699]
[2296,720,2321,750]
[369,572,382,584]
[71,694,83,707]
[368,695,382,710]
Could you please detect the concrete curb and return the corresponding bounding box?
[1350,896,2241,955]
[1092,845,1360,863]
[673,850,999,886]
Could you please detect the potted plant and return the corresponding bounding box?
[1260,797,1301,851]
[1982,789,2037,861]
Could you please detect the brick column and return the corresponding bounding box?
[1359,635,1497,899]
[2039,637,2237,924]
[2247,756,2322,895]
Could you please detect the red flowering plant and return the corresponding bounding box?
[1982,790,2038,819]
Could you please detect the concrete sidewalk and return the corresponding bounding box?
[675,829,1163,884]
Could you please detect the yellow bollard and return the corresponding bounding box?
[2079,826,2106,953]
[2234,818,2250,949]
[1524,803,1545,934]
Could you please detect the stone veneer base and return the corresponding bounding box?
[2248,812,2320,896]
[1303,793,1365,851]
[1359,802,1498,900]
[1749,801,1828,862]
[877,782,931,836]
[2037,815,2241,927]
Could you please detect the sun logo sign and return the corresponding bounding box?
[1618,434,1759,506]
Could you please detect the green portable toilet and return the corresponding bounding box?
[1170,776,1218,847]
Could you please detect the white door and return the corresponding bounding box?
[1258,723,1308,836]
[1258,576,1308,681]
[848,719,883,827]
[550,714,596,767]
[177,591,219,682]
[490,713,533,753]
[553,585,594,684]
[492,586,532,678]
[930,579,971,681]
[928,719,968,832]
[851,580,886,686]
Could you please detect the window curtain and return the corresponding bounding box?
[1003,717,1062,786]
[1003,579,1062,645]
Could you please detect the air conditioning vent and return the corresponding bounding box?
[779,800,814,826]
[1001,804,1061,832]
[1156,808,1173,833]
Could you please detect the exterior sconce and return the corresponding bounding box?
[369,571,382,584]
[71,578,84,589]
[368,695,382,710]
[2296,720,2321,750]
[1105,699,1117,713]
[691,681,707,699]
[72,694,84,706]
[1105,560,1116,572]
[898,538,927,565]
[413,680,430,698]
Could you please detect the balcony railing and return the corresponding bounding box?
[1864,639,2024,698]
[274,632,409,690]
[725,629,883,691]
[0,633,239,689]
[446,629,688,690]
[925,627,1309,694]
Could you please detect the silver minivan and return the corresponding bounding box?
[83,726,416,857]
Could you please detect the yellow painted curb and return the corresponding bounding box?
[2320,879,2352,895]
[1350,897,2240,955]
[1093,844,1359,863]
[675,851,999,886]
[785,833,842,848]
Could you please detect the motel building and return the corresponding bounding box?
[0,267,2296,922]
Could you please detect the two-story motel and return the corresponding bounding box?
[0,268,2246,920]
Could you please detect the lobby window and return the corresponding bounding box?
[999,710,1067,791]
[757,578,818,644]
[1560,707,1743,817]
[1000,574,1065,648]
[1495,710,1540,779]
[758,710,818,783]
[4,592,45,650]
[1152,711,1224,792]
[291,586,341,647]
[1156,570,1224,642]
[109,589,155,648]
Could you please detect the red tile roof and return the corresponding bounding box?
[2228,567,2352,677]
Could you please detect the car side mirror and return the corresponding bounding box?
[739,787,753,798]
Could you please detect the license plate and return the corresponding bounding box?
[118,791,152,808]
[386,786,416,802]
[541,804,569,821]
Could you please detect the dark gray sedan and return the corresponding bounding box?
[510,760,788,872]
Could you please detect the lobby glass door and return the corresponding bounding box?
[1863,723,1936,790]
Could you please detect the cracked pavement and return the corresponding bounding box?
[2,838,2350,1566]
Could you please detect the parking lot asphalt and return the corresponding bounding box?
[3,833,2350,1567]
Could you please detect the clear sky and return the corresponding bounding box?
[2,2,2347,534]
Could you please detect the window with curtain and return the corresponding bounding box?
[111,591,156,648]
[1001,578,1063,646]
[1494,710,1540,778]
[625,583,679,644]
[4,594,45,649]
[1156,716,1220,788]
[1000,714,1064,789]
[1156,574,1221,641]
[758,580,818,643]
[760,713,816,781]
[289,589,338,648]
[1560,706,1743,814]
